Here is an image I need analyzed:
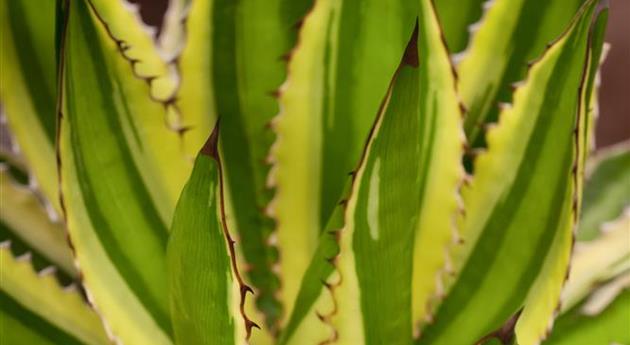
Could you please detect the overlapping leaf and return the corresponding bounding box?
[2,0,617,344]
[161,0,314,328]
[417,1,605,344]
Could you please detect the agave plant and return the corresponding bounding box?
[1,0,628,344]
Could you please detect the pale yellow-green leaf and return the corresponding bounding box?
[0,243,109,345]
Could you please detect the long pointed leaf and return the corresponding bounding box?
[168,128,258,345]
[161,0,314,328]
[57,0,200,342]
[417,2,602,344]
[268,0,419,324]
[514,6,608,343]
[279,2,465,342]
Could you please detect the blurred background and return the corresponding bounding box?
[130,0,629,148]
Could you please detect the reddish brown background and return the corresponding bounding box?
[596,0,630,148]
[130,0,630,148]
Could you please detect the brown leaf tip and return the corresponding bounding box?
[200,119,220,159]
[402,23,419,68]
[474,308,523,345]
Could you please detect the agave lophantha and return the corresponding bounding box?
[1,0,629,344]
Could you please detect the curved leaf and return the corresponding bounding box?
[417,2,601,344]
[80,0,207,161]
[0,243,109,345]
